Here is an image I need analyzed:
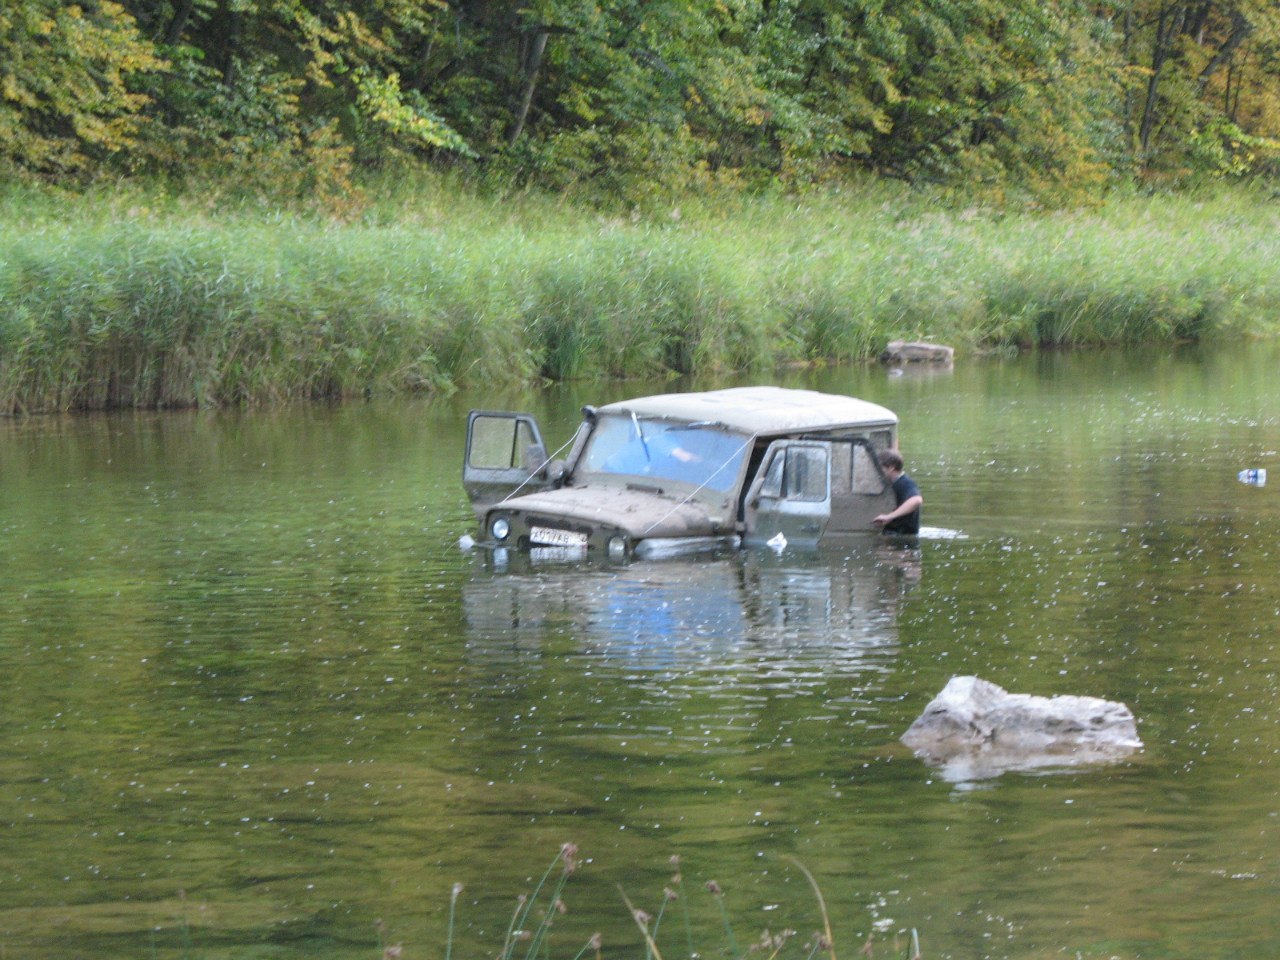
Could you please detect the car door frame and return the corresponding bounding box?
[742,436,898,546]
[462,410,556,517]
[741,439,834,548]
[823,436,898,536]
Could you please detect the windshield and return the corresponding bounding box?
[578,415,750,492]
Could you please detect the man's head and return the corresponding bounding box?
[877,449,904,478]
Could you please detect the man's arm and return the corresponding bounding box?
[872,494,923,527]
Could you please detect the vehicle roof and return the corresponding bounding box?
[598,386,897,435]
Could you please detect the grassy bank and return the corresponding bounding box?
[3,178,1279,411]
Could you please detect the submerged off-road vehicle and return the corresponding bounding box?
[462,386,902,560]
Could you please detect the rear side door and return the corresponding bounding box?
[825,438,898,536]
[742,440,833,548]
[462,411,556,517]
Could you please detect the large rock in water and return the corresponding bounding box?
[880,340,955,366]
[901,676,1143,781]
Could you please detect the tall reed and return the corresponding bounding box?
[443,847,920,960]
[4,180,1280,412]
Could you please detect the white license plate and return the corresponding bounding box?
[529,525,588,548]
[530,546,588,564]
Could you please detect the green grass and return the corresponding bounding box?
[3,175,1280,411]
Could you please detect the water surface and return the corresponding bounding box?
[1,344,1278,959]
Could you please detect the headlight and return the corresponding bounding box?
[606,535,629,560]
[490,516,511,541]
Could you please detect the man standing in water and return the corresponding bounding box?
[872,449,923,535]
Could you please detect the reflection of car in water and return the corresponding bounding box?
[462,546,921,667]
[462,387,901,560]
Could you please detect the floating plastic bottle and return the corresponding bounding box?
[1238,468,1267,486]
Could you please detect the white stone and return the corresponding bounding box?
[901,675,1142,781]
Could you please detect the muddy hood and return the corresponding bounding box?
[501,484,729,539]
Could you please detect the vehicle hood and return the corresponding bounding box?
[501,483,725,539]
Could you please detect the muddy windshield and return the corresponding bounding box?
[578,415,751,492]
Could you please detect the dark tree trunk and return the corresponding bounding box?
[163,0,196,45]
[508,29,549,146]
[1139,2,1188,156]
[221,1,242,87]
[1198,9,1253,89]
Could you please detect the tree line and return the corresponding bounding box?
[5,0,1280,203]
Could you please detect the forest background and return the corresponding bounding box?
[10,0,1280,197]
[4,0,1280,410]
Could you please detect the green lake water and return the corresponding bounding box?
[1,343,1278,959]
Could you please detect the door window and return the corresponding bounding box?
[759,445,829,502]
[759,451,785,498]
[785,447,828,501]
[468,415,539,470]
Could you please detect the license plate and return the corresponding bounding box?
[530,546,588,564]
[529,525,588,548]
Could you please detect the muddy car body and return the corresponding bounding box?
[462,386,902,560]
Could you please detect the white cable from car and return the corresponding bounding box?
[497,427,583,504]
[639,434,755,537]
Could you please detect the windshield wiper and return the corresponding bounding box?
[631,411,651,462]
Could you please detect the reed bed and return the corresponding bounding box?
[4,179,1280,412]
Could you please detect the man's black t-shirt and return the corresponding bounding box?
[884,472,921,535]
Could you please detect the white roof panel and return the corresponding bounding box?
[599,386,897,436]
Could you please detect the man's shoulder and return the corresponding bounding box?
[894,472,921,496]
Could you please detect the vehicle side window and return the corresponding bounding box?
[759,451,785,498]
[758,446,829,501]
[469,416,537,469]
[869,429,893,450]
[852,444,887,494]
[786,447,828,501]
